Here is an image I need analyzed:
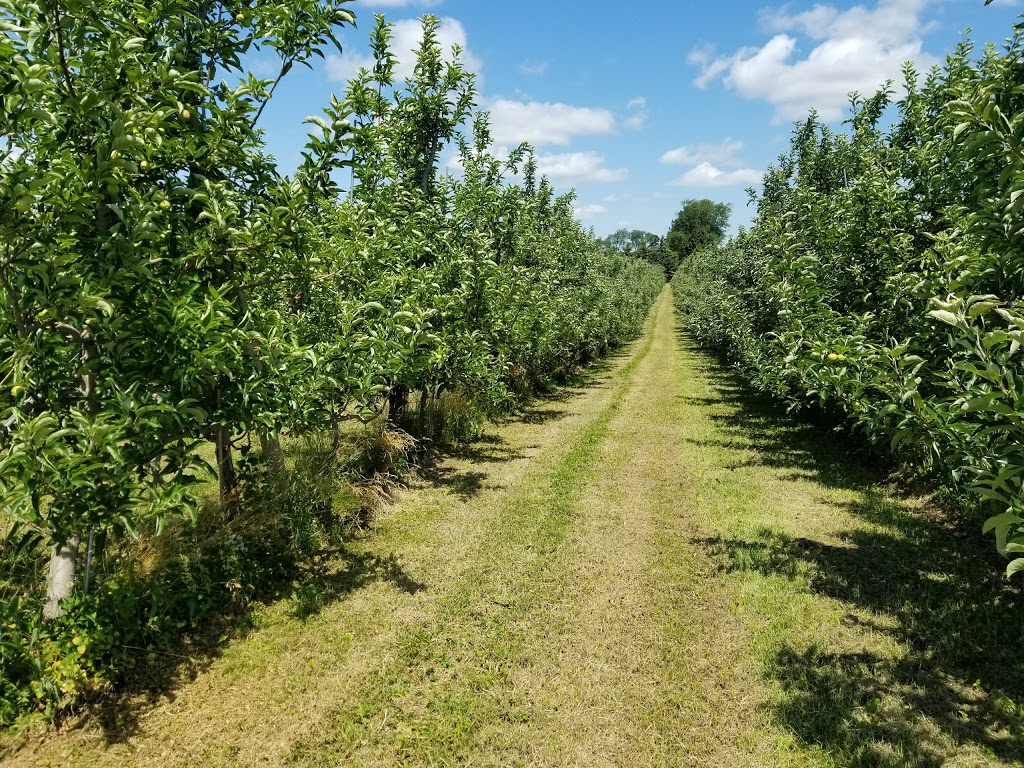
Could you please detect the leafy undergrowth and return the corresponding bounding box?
[0,429,381,731]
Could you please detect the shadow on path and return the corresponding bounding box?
[414,351,629,502]
[681,336,1024,766]
[82,544,424,747]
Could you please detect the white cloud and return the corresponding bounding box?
[662,138,759,188]
[326,52,372,83]
[624,96,648,130]
[574,203,607,220]
[487,99,616,146]
[327,17,479,84]
[661,138,745,167]
[537,151,627,183]
[670,162,762,188]
[519,59,549,76]
[691,0,937,121]
[449,146,626,185]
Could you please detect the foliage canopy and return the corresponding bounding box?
[665,198,731,265]
[673,30,1024,579]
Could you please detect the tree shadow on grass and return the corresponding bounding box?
[413,353,629,501]
[76,345,642,747]
[288,546,426,620]
[682,337,1024,766]
[521,406,569,425]
[82,543,424,746]
[680,337,887,492]
[416,433,528,501]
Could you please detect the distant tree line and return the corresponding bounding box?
[600,198,731,278]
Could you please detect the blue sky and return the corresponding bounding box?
[256,0,1024,237]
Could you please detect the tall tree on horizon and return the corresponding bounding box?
[665,199,731,263]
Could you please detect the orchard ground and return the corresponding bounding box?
[4,288,1022,767]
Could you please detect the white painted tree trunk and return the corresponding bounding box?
[43,535,80,620]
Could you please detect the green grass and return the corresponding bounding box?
[6,290,1023,768]
[676,338,1024,767]
[285,292,659,767]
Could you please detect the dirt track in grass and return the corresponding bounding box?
[6,287,1022,768]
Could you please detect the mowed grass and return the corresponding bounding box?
[674,339,1024,767]
[4,288,1023,767]
[0,299,661,768]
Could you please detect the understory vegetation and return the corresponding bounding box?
[0,2,662,726]
[673,22,1024,578]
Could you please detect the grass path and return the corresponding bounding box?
[6,287,1024,767]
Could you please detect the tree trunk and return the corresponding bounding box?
[421,134,439,196]
[418,389,429,431]
[259,431,288,497]
[43,535,81,620]
[388,384,409,426]
[216,424,237,504]
[42,324,97,620]
[331,415,343,456]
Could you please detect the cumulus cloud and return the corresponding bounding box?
[447,146,625,187]
[487,99,616,146]
[691,0,938,121]
[536,151,627,183]
[661,138,759,188]
[670,162,762,188]
[326,17,479,84]
[661,138,745,167]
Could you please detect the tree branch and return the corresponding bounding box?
[0,246,29,337]
[54,322,97,411]
[253,57,294,126]
[51,0,76,97]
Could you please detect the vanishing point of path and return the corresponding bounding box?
[6,288,1024,767]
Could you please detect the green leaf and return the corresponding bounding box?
[983,511,1024,535]
[928,309,961,328]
